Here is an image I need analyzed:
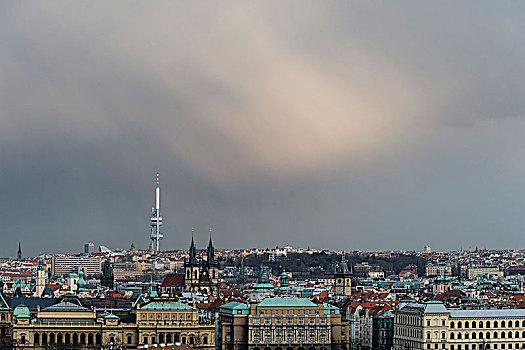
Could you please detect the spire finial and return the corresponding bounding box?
[156,172,159,186]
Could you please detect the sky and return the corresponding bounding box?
[1,1,525,256]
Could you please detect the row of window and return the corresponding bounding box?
[253,318,324,325]
[451,320,525,329]
[450,331,525,340]
[449,344,524,350]
[258,310,320,315]
[253,335,322,343]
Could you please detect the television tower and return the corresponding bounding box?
[149,172,163,251]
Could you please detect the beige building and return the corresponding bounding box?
[467,266,501,280]
[51,255,102,277]
[10,296,214,349]
[218,297,348,350]
[394,301,525,350]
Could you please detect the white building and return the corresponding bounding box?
[394,301,525,350]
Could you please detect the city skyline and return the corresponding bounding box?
[1,2,525,256]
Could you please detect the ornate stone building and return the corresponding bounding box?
[184,234,220,296]
[160,234,220,297]
[334,255,352,297]
[218,297,349,350]
[9,295,215,349]
[394,301,525,350]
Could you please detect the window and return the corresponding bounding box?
[494,321,499,328]
[465,321,470,328]
[451,321,455,329]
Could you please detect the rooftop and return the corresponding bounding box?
[258,297,317,308]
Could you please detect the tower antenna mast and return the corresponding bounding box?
[150,172,164,251]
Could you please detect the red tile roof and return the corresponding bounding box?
[160,274,185,286]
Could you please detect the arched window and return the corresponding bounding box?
[159,333,165,344]
[57,333,63,344]
[479,321,483,328]
[49,333,55,344]
[515,331,519,338]
[516,321,520,327]
[522,331,525,338]
[501,331,505,338]
[472,332,477,339]
[501,321,506,327]
[486,332,490,339]
[73,333,78,345]
[472,321,476,328]
[204,335,208,344]
[127,334,132,344]
[88,334,93,345]
[465,321,470,328]
[479,332,483,339]
[451,333,455,339]
[508,331,512,338]
[451,321,455,329]
[65,333,71,344]
[442,332,446,339]
[80,333,85,344]
[34,333,40,345]
[42,333,47,345]
[486,321,490,328]
[522,320,525,327]
[465,332,469,339]
[143,336,148,344]
[458,333,462,339]
[96,334,101,345]
[427,332,431,339]
[493,331,498,338]
[458,321,463,328]
[494,321,498,328]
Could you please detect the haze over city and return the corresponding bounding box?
[1,1,525,256]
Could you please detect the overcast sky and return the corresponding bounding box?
[1,1,525,256]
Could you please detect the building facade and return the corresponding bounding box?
[394,301,525,350]
[9,296,214,350]
[51,256,102,278]
[218,297,349,350]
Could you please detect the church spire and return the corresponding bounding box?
[189,228,197,264]
[17,242,22,260]
[207,228,215,265]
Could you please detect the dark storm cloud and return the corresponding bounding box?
[0,1,524,256]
